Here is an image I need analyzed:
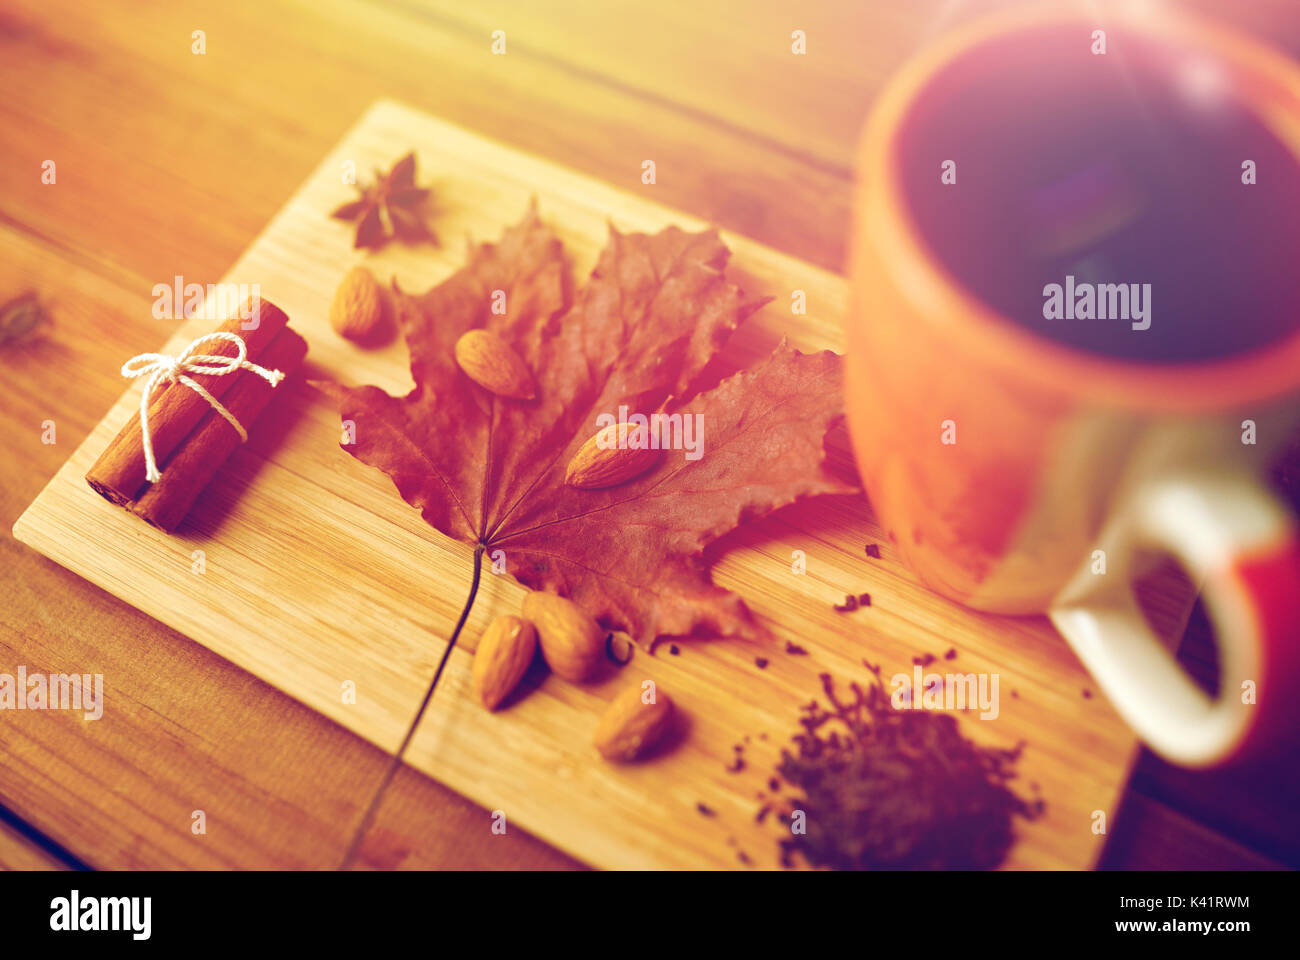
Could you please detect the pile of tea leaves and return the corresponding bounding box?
[775,669,1042,870]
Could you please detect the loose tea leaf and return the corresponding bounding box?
[326,205,853,645]
[774,669,1042,870]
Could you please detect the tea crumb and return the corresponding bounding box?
[771,668,1042,870]
[726,744,745,773]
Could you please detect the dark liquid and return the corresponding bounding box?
[897,26,1300,363]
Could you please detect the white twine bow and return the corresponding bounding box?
[121,331,285,483]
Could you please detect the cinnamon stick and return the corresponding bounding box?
[130,327,309,532]
[85,298,289,506]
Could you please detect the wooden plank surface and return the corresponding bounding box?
[2,0,1296,870]
[15,101,1144,869]
[0,820,68,871]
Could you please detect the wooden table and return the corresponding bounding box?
[2,0,1296,870]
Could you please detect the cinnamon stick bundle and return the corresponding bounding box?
[85,298,307,532]
[130,327,308,531]
[86,298,289,506]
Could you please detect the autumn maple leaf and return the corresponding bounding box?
[325,204,853,645]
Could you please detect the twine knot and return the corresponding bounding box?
[121,332,284,483]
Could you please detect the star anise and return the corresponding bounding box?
[331,151,437,250]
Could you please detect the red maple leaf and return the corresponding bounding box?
[325,204,853,645]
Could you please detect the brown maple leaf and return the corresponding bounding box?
[325,204,854,645]
[331,151,437,250]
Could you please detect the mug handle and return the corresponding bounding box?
[1050,471,1300,767]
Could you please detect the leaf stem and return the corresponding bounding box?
[339,543,485,869]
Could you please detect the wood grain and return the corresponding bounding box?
[2,0,1295,871]
[415,0,1300,174]
[0,217,577,870]
[0,0,854,275]
[1098,793,1283,870]
[15,102,1151,869]
[0,820,68,871]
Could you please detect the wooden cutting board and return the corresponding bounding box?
[13,99,1177,869]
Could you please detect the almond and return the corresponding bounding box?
[454,329,536,399]
[330,265,385,341]
[521,591,604,682]
[593,683,675,762]
[565,421,662,489]
[471,615,537,710]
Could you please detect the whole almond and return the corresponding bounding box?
[521,591,604,682]
[330,265,385,341]
[471,615,537,710]
[593,683,675,762]
[565,421,662,489]
[454,329,536,399]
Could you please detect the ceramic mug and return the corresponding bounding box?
[847,6,1300,766]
